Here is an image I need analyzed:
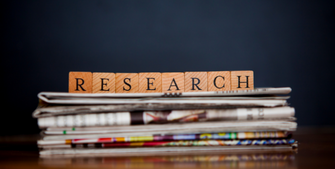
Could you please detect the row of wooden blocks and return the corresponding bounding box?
[69,71,254,93]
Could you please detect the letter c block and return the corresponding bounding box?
[207,71,231,91]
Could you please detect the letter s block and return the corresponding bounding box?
[115,73,139,93]
[184,72,207,92]
[92,72,115,93]
[139,72,162,93]
[207,71,231,91]
[231,71,254,90]
[69,72,92,93]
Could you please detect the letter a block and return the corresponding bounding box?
[69,72,92,93]
[231,71,254,90]
[184,72,207,92]
[93,72,115,93]
[139,73,162,93]
[115,73,139,93]
[162,72,184,93]
[207,71,231,91]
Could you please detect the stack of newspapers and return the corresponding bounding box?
[33,87,297,156]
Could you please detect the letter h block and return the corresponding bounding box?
[184,72,207,92]
[69,72,93,93]
[231,71,254,90]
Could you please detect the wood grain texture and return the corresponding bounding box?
[207,71,231,91]
[115,73,139,93]
[231,71,254,90]
[68,72,92,93]
[184,72,207,92]
[92,73,115,93]
[162,72,184,93]
[138,73,162,93]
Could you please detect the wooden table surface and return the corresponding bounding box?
[1,126,334,169]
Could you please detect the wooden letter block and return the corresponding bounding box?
[69,72,92,93]
[207,71,231,91]
[162,72,184,93]
[184,72,207,92]
[139,73,162,93]
[231,71,254,90]
[115,73,138,93]
[92,72,115,93]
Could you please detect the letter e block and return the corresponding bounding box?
[69,72,92,93]
[139,73,162,93]
[184,72,207,92]
[93,72,115,93]
[231,71,254,90]
[115,73,139,93]
[207,71,231,91]
[162,72,184,93]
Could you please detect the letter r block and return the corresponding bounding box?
[115,73,139,93]
[162,72,184,93]
[92,72,115,93]
[69,72,92,93]
[231,71,254,90]
[184,72,207,92]
[207,71,231,91]
[138,73,162,93]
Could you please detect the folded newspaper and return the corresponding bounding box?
[34,87,298,156]
[33,87,291,117]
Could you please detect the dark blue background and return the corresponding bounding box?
[3,0,335,135]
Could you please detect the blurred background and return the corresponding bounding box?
[2,0,334,136]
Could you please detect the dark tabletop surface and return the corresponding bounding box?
[1,126,335,169]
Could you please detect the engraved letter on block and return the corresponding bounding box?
[162,72,184,93]
[115,73,139,93]
[93,72,115,93]
[207,71,231,91]
[231,71,254,90]
[69,72,93,93]
[184,72,207,92]
[139,73,162,93]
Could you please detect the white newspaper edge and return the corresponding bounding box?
[38,87,291,100]
[36,107,295,128]
[37,98,288,105]
[41,121,297,140]
[32,99,288,118]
